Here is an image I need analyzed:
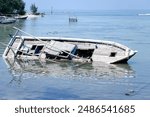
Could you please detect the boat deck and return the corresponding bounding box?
[3,27,137,64]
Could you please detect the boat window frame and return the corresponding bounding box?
[109,52,117,57]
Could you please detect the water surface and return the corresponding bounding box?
[0,10,150,99]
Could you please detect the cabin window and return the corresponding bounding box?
[17,45,30,55]
[34,46,44,54]
[75,49,94,58]
[31,45,36,50]
[110,52,117,57]
[46,54,57,59]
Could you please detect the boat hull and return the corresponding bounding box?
[2,27,137,64]
[3,36,137,64]
[0,16,16,24]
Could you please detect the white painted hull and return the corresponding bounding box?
[3,28,137,64]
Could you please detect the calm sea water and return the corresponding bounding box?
[0,10,150,99]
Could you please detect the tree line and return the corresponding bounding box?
[0,0,26,15]
[0,0,39,15]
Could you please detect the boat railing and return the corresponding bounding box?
[11,27,85,61]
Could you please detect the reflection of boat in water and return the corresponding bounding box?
[4,58,135,83]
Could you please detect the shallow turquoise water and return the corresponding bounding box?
[0,10,150,99]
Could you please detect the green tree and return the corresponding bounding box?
[30,4,38,15]
[0,0,26,15]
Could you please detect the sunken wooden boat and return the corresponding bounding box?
[3,27,137,64]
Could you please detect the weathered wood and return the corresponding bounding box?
[3,27,137,64]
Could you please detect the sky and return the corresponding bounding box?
[23,0,150,11]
